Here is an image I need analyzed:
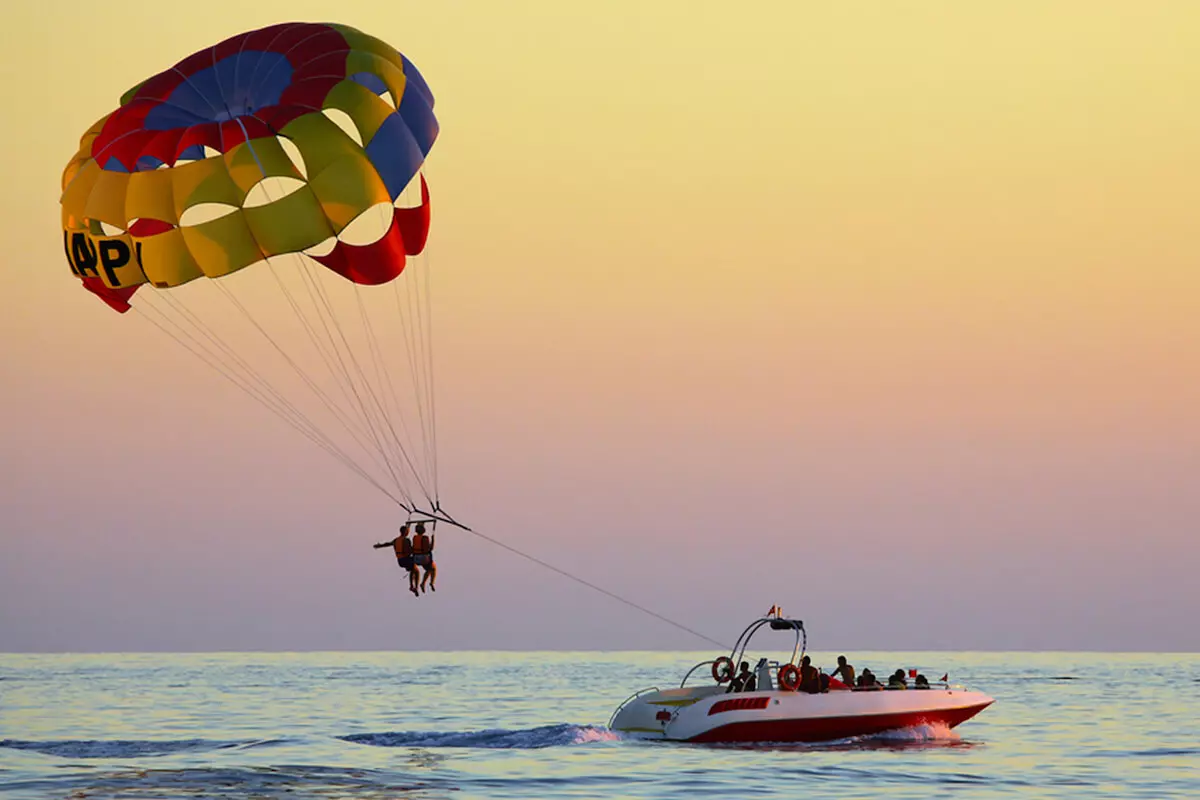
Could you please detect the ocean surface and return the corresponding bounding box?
[1,651,1197,799]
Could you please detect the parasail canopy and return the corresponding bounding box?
[59,22,449,517]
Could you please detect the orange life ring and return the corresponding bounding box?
[712,657,734,684]
[778,663,800,692]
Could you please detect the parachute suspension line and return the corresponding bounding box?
[261,259,381,447]
[146,290,334,442]
[404,222,434,498]
[150,285,355,471]
[178,132,414,507]
[209,278,415,509]
[392,235,437,504]
[296,256,434,505]
[415,161,440,506]
[134,298,307,435]
[288,256,411,501]
[393,277,431,498]
[141,289,406,505]
[455,523,728,650]
[384,173,435,500]
[302,261,430,503]
[419,231,440,506]
[351,284,429,496]
[231,139,409,501]
[131,300,407,508]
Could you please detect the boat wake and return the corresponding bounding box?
[341,723,620,749]
[0,738,283,759]
[813,721,970,751]
[1,765,454,800]
[864,721,962,743]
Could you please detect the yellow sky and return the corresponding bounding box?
[2,1,1198,650]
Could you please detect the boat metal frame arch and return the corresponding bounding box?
[728,616,806,671]
[680,617,808,688]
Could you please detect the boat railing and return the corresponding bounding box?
[608,686,660,729]
[680,660,717,688]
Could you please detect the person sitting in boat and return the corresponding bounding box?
[728,661,756,693]
[914,673,930,689]
[856,668,881,689]
[373,525,419,597]
[412,522,437,593]
[831,655,856,687]
[887,669,908,690]
[799,655,822,693]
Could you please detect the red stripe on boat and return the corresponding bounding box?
[691,700,993,742]
[708,697,771,716]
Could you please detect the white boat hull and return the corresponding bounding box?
[611,685,994,744]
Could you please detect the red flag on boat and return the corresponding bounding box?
[909,669,918,679]
[767,605,777,617]
[941,673,949,682]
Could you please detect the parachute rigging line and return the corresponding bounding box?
[210,278,414,505]
[153,279,399,494]
[393,240,438,502]
[421,238,440,505]
[297,255,433,504]
[132,302,409,508]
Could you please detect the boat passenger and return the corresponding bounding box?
[856,668,881,689]
[799,655,821,694]
[831,655,856,686]
[915,673,930,689]
[373,524,419,597]
[887,669,908,690]
[412,522,437,593]
[729,661,755,693]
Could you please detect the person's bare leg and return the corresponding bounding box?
[427,562,436,591]
[409,568,419,596]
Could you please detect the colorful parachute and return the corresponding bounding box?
[59,23,447,516]
[61,22,437,312]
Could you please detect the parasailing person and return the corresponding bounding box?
[374,524,420,597]
[412,521,436,593]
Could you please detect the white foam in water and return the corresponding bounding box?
[870,721,961,743]
[571,726,622,744]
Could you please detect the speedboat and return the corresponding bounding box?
[609,613,993,744]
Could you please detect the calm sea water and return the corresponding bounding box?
[1,651,1197,799]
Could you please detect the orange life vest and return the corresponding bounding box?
[393,537,413,558]
[412,533,432,555]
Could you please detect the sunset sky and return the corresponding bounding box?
[2,1,1197,652]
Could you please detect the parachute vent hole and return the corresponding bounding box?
[323,108,364,147]
[99,221,126,237]
[277,137,307,179]
[394,172,424,210]
[338,202,393,246]
[179,202,240,227]
[303,236,338,257]
[244,177,307,208]
[202,145,223,160]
